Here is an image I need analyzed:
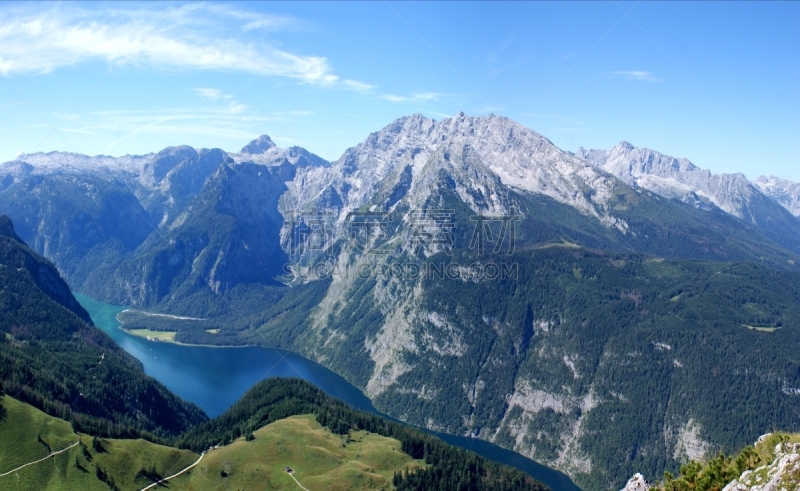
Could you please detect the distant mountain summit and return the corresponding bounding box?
[241,135,276,154]
[577,141,753,218]
[576,141,800,254]
[755,175,800,217]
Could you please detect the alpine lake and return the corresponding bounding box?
[76,293,581,491]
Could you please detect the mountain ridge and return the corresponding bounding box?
[575,141,800,254]
[3,114,800,490]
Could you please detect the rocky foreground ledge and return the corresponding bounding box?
[621,474,651,491]
[722,441,800,491]
[621,434,800,491]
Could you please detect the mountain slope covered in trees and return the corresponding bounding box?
[0,215,206,439]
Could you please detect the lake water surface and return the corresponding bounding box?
[76,293,581,491]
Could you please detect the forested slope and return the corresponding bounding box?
[176,377,551,491]
[0,215,206,439]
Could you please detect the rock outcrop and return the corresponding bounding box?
[621,474,650,491]
[723,441,800,491]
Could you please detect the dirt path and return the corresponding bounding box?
[0,441,80,478]
[289,471,311,491]
[138,451,205,491]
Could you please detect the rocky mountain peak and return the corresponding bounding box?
[241,135,276,154]
[753,175,800,216]
[147,145,199,181]
[573,140,800,255]
[620,473,649,491]
[1,160,34,176]
[616,141,635,152]
[0,161,34,190]
[577,141,765,217]
[284,112,621,231]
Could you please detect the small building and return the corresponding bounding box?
[284,466,294,473]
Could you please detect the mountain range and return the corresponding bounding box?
[4,113,800,311]
[2,113,800,490]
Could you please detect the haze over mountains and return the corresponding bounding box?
[5,114,800,273]
[3,113,800,312]
[2,113,800,490]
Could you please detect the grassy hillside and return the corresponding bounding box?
[172,414,425,490]
[1,394,421,491]
[0,395,199,491]
[2,378,552,491]
[175,378,550,491]
[0,396,450,491]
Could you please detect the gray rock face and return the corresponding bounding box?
[577,142,761,220]
[620,474,650,491]
[576,142,800,253]
[754,176,800,217]
[722,442,800,491]
[240,135,276,154]
[278,113,626,238]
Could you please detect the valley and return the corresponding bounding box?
[0,213,557,491]
[75,292,580,491]
[2,2,796,489]
[2,113,800,490]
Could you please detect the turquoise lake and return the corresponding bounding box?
[75,292,581,491]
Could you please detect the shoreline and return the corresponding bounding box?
[114,312,259,349]
[83,296,580,491]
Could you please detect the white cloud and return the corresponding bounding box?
[62,105,315,150]
[175,4,305,32]
[242,17,295,32]
[194,87,231,100]
[341,79,375,93]
[381,92,441,103]
[0,4,369,89]
[612,71,664,83]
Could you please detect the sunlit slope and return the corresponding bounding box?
[172,414,425,491]
[0,397,424,491]
[0,395,199,491]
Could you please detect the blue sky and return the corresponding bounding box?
[1,1,798,180]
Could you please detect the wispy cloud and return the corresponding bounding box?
[381,92,442,103]
[194,87,232,101]
[68,106,315,150]
[166,3,306,32]
[612,71,664,83]
[522,113,585,135]
[341,79,375,93]
[479,105,507,113]
[0,4,369,90]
